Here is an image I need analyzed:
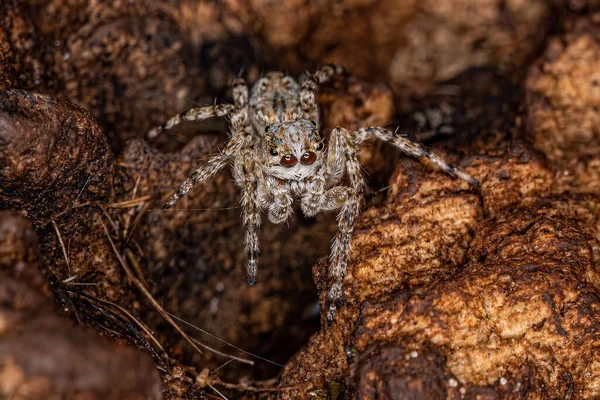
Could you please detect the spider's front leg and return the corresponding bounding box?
[163,108,247,208]
[355,126,479,186]
[233,130,264,285]
[301,127,366,323]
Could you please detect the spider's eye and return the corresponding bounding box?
[265,126,270,133]
[310,120,317,128]
[316,141,324,151]
[301,151,317,165]
[270,148,279,156]
[280,154,298,167]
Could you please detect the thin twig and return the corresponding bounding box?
[66,282,97,286]
[98,204,120,233]
[52,202,93,220]
[73,290,166,355]
[210,359,233,375]
[147,206,241,212]
[106,195,152,209]
[204,394,225,400]
[167,311,283,367]
[125,201,152,244]
[131,155,148,200]
[208,384,229,400]
[51,218,70,273]
[73,175,92,205]
[83,297,162,360]
[211,377,308,393]
[125,248,150,289]
[101,222,253,366]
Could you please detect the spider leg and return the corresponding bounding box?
[301,127,366,323]
[231,77,249,110]
[324,123,351,187]
[232,130,263,285]
[355,126,479,186]
[301,64,347,122]
[147,103,235,139]
[163,108,247,208]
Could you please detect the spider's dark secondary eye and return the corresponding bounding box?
[310,120,317,127]
[270,148,278,156]
[316,142,324,151]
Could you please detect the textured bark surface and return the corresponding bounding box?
[526,16,600,194]
[0,211,163,400]
[0,1,599,399]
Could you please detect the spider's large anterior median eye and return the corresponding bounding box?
[280,154,298,167]
[270,148,278,156]
[301,151,317,165]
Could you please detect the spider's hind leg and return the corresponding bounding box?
[355,126,479,186]
[163,107,247,208]
[147,103,235,139]
[301,64,347,122]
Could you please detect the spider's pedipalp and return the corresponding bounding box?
[264,176,293,224]
[355,126,479,186]
[147,103,235,139]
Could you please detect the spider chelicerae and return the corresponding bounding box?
[149,65,478,323]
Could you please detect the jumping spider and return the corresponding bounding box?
[149,65,478,323]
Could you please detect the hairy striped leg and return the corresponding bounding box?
[147,103,236,139]
[300,64,347,122]
[232,129,263,285]
[354,126,479,186]
[162,108,247,208]
[301,127,366,323]
[231,77,248,109]
[149,77,248,139]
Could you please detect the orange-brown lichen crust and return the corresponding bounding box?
[526,16,600,194]
[278,144,600,399]
[354,207,600,398]
[345,159,481,304]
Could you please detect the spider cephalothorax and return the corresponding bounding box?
[263,120,325,180]
[149,66,478,323]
